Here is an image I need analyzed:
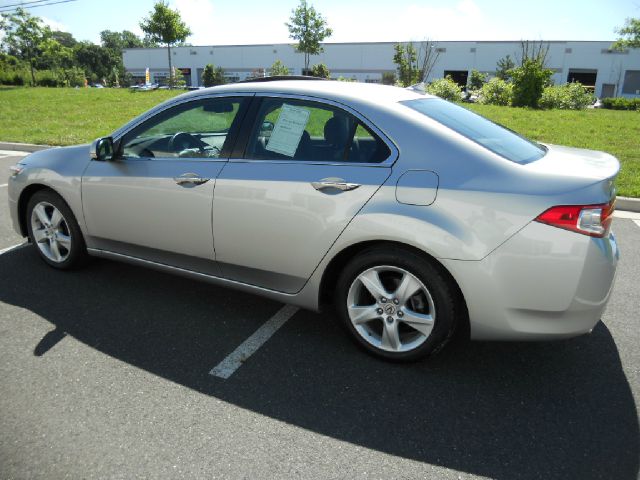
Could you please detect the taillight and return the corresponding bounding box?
[535,200,615,238]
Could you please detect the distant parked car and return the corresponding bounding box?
[6,79,619,361]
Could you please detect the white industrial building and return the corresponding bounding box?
[123,40,640,98]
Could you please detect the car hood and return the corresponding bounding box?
[20,144,91,171]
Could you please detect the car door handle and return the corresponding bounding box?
[174,173,210,186]
[311,178,361,192]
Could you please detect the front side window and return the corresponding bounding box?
[121,97,245,159]
[245,97,390,163]
[401,98,546,164]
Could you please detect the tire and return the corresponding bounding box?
[334,246,457,361]
[26,189,88,270]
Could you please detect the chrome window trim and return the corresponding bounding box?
[236,92,399,167]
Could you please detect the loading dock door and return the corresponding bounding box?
[443,70,469,89]
[567,69,597,90]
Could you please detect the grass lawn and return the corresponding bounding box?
[1,87,639,197]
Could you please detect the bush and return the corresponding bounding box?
[425,76,463,101]
[468,69,488,91]
[269,60,290,77]
[311,63,330,79]
[600,97,640,111]
[510,58,553,108]
[539,82,594,110]
[202,64,225,87]
[478,77,513,106]
[0,69,29,86]
[381,71,396,85]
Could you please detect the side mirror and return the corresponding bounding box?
[90,137,114,161]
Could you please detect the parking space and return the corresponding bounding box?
[1,149,639,479]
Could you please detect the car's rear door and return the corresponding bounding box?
[211,95,396,293]
[81,95,250,274]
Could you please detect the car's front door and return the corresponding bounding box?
[82,95,250,274]
[212,95,395,293]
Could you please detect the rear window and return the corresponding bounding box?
[401,98,546,164]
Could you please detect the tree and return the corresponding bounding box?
[73,41,112,83]
[612,17,640,50]
[393,40,441,87]
[311,63,330,78]
[416,39,440,82]
[50,30,77,49]
[202,63,225,87]
[0,7,50,85]
[495,54,515,81]
[510,58,553,108]
[393,43,419,87]
[285,0,332,72]
[139,1,191,88]
[468,69,488,91]
[269,59,290,76]
[100,30,148,84]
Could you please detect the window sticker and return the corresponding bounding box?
[265,103,311,157]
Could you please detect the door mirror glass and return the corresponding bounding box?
[90,137,114,161]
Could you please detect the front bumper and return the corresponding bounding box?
[442,221,619,340]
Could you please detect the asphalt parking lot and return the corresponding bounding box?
[1,150,639,479]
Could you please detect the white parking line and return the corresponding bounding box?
[0,242,28,255]
[210,304,299,379]
[0,150,29,156]
[0,184,7,188]
[634,220,640,229]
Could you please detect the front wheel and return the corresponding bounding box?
[335,247,457,361]
[26,190,87,269]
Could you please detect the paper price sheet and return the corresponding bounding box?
[265,104,311,157]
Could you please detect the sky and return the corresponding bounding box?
[0,0,638,46]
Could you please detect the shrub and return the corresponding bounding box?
[600,97,640,111]
[468,69,488,91]
[381,71,396,85]
[510,58,553,108]
[426,76,463,101]
[202,64,225,87]
[311,63,330,79]
[269,60,290,76]
[539,82,594,110]
[478,77,513,106]
[35,70,61,87]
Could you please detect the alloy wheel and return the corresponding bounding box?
[30,201,72,263]
[346,265,436,353]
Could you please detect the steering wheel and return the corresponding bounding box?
[168,132,206,154]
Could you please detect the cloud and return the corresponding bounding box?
[41,16,68,33]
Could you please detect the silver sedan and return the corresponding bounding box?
[7,79,619,361]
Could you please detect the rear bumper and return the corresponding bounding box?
[443,221,619,340]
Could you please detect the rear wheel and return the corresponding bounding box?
[26,190,87,269]
[335,247,457,361]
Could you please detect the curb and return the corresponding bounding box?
[0,142,53,153]
[616,196,640,213]
[1,141,639,213]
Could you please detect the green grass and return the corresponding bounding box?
[1,87,638,196]
[0,86,181,146]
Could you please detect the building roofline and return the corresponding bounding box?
[122,39,617,52]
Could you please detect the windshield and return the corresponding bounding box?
[401,98,546,164]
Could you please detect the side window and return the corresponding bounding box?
[244,98,390,163]
[121,97,244,159]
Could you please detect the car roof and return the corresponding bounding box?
[181,79,432,107]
